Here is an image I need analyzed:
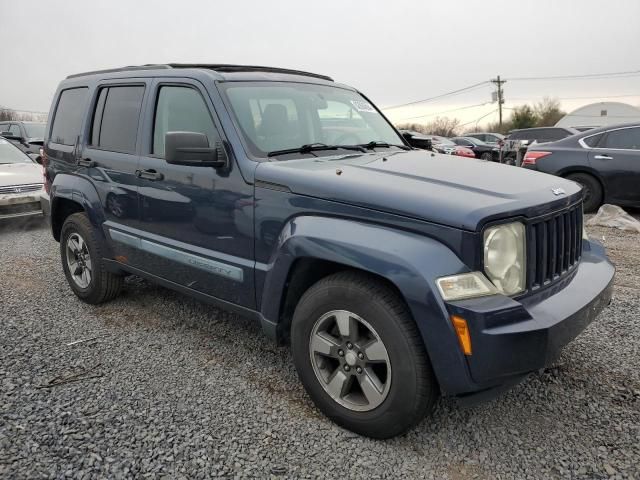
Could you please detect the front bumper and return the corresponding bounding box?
[446,240,614,397]
[0,192,44,220]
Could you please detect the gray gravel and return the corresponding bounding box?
[1,218,639,479]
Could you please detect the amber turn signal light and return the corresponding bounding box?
[451,315,472,355]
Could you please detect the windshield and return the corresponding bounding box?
[23,122,46,138]
[0,139,32,164]
[220,82,404,158]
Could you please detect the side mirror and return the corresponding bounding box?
[401,132,432,150]
[165,131,228,168]
[28,153,42,164]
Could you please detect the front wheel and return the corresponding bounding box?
[291,271,438,438]
[480,152,493,161]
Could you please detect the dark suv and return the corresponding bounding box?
[501,127,578,165]
[43,64,614,438]
[0,120,46,161]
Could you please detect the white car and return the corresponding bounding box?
[0,138,44,220]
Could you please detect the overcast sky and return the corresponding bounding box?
[1,0,639,125]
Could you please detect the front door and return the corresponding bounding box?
[588,126,640,205]
[134,79,255,307]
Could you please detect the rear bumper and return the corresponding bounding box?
[0,192,44,220]
[445,240,614,398]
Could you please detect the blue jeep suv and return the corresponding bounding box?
[43,64,614,438]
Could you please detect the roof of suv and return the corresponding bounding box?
[66,63,334,82]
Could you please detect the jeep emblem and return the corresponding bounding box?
[551,188,566,196]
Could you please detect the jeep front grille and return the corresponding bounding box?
[526,202,583,291]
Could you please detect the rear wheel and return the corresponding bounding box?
[60,212,123,304]
[480,152,493,161]
[566,172,602,213]
[291,271,438,438]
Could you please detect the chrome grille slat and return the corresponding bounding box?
[0,184,43,195]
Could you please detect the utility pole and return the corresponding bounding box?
[491,75,506,128]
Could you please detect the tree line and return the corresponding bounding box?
[395,97,565,137]
[0,107,47,122]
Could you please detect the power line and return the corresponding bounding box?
[459,109,498,128]
[393,102,492,121]
[506,69,640,81]
[507,93,640,101]
[382,81,489,110]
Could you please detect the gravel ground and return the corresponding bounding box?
[1,216,639,479]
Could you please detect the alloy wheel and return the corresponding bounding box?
[66,232,92,288]
[309,310,391,412]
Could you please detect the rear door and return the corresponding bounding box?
[82,80,148,263]
[588,126,640,205]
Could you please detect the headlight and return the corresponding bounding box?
[436,272,497,301]
[483,222,526,295]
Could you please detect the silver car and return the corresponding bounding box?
[0,138,44,220]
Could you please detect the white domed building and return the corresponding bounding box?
[555,101,640,131]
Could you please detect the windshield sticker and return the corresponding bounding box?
[350,100,376,113]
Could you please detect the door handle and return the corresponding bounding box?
[593,154,613,160]
[136,169,164,181]
[78,158,96,167]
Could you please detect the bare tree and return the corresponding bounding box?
[534,97,565,127]
[0,108,19,122]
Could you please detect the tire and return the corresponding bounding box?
[566,173,603,213]
[480,152,493,161]
[291,271,438,438]
[60,212,123,304]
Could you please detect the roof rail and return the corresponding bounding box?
[65,63,334,82]
[66,64,171,79]
[168,64,333,81]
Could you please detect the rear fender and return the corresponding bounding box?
[259,215,475,394]
[51,174,113,255]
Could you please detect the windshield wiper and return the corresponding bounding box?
[359,141,411,151]
[267,143,366,157]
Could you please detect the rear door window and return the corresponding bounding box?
[8,124,21,136]
[601,127,640,150]
[50,87,89,145]
[91,85,145,153]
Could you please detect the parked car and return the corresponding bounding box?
[0,138,44,220]
[44,63,613,439]
[500,127,579,165]
[523,122,640,212]
[398,131,473,158]
[398,130,433,150]
[0,121,46,162]
[465,132,505,145]
[450,136,499,161]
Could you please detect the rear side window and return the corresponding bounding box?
[601,127,640,150]
[543,129,570,141]
[50,88,89,145]
[583,133,604,148]
[153,86,218,157]
[91,85,145,153]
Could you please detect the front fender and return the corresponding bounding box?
[259,215,476,395]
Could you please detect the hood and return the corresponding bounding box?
[0,162,43,187]
[255,150,582,231]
